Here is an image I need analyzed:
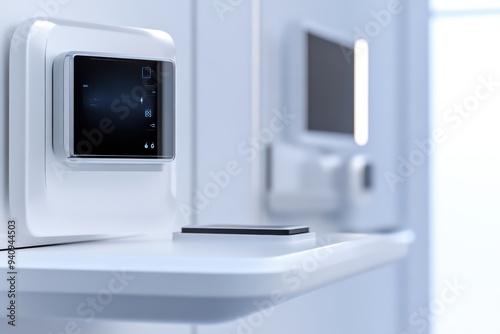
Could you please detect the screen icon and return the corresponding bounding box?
[142,67,152,79]
[145,109,152,118]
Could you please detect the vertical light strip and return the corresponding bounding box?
[251,0,262,222]
[191,0,198,225]
[354,39,369,146]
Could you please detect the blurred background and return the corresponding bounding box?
[0,0,498,333]
[431,1,500,333]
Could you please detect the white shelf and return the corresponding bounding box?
[1,231,412,323]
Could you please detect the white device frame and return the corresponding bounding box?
[287,21,369,149]
[9,18,177,247]
[53,51,176,164]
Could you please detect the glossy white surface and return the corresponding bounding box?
[2,231,413,323]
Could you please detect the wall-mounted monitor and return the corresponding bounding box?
[9,19,178,247]
[53,52,176,163]
[288,22,369,149]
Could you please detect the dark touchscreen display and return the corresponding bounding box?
[307,33,355,135]
[73,55,174,159]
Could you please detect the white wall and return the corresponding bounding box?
[193,0,258,226]
[431,11,500,334]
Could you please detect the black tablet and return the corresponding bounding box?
[181,225,310,236]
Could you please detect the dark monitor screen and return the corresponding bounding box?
[307,32,354,135]
[72,55,174,159]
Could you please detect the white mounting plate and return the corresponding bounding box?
[2,231,413,323]
[8,19,177,247]
[267,141,344,214]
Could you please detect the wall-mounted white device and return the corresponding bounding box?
[287,22,369,149]
[9,19,177,248]
[267,22,371,216]
[53,52,175,163]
